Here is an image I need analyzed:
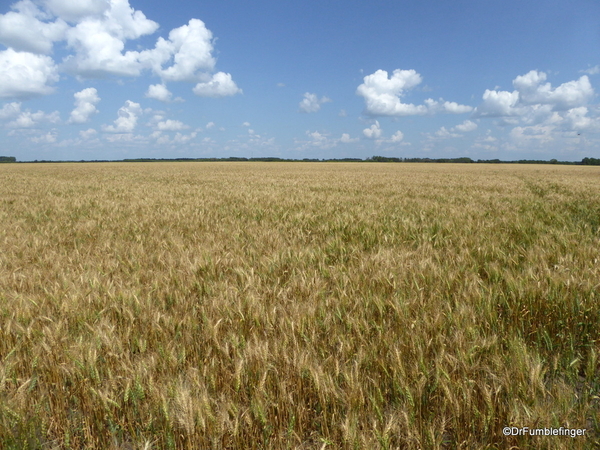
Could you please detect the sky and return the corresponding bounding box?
[0,0,599,161]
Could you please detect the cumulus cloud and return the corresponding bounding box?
[51,0,165,78]
[513,70,593,110]
[62,2,159,78]
[474,70,594,118]
[0,101,21,119]
[68,87,100,123]
[473,70,600,144]
[298,92,331,113]
[30,129,57,143]
[156,119,188,131]
[581,65,600,75]
[356,69,472,116]
[0,49,59,98]
[296,130,358,150]
[425,98,473,114]
[433,127,461,139]
[0,0,241,104]
[303,131,333,149]
[151,130,197,145]
[79,128,97,139]
[193,72,241,97]
[43,0,111,22]
[363,120,382,139]
[453,119,478,133]
[357,69,426,116]
[307,130,326,143]
[509,125,555,145]
[475,89,522,117]
[427,120,477,141]
[389,130,404,142]
[145,84,172,102]
[7,108,60,128]
[562,107,592,131]
[102,99,141,132]
[141,19,216,82]
[340,133,358,143]
[0,2,68,54]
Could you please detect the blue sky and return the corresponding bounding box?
[1,0,599,161]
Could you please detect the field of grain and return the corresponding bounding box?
[0,162,599,449]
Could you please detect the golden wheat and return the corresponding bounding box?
[0,162,598,449]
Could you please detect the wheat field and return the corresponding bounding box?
[0,162,599,449]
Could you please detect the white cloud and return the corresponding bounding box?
[434,126,461,139]
[389,130,404,142]
[356,69,426,116]
[68,87,100,123]
[426,120,478,142]
[62,4,158,78]
[56,3,231,84]
[151,130,197,145]
[356,69,471,116]
[474,89,522,117]
[30,129,57,143]
[0,49,59,98]
[363,120,382,139]
[206,121,215,129]
[102,99,141,132]
[338,109,347,117]
[472,70,600,149]
[581,65,600,75]
[0,1,240,107]
[509,125,555,145]
[302,130,336,149]
[193,72,241,97]
[242,121,250,127]
[156,119,188,131]
[513,70,593,110]
[298,92,331,113]
[7,109,60,128]
[145,84,172,102]
[143,19,215,82]
[295,130,358,150]
[453,119,478,133]
[11,0,51,18]
[0,101,21,119]
[173,131,197,144]
[0,3,67,54]
[43,0,111,22]
[562,107,593,131]
[104,132,145,143]
[425,98,473,114]
[79,128,97,139]
[475,70,594,118]
[339,133,358,143]
[308,130,326,142]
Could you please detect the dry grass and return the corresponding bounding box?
[0,162,599,449]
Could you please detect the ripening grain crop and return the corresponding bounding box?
[0,162,599,449]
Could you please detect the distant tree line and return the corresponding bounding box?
[581,157,600,165]
[369,156,600,165]
[10,156,600,165]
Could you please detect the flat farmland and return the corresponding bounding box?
[1,162,599,449]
